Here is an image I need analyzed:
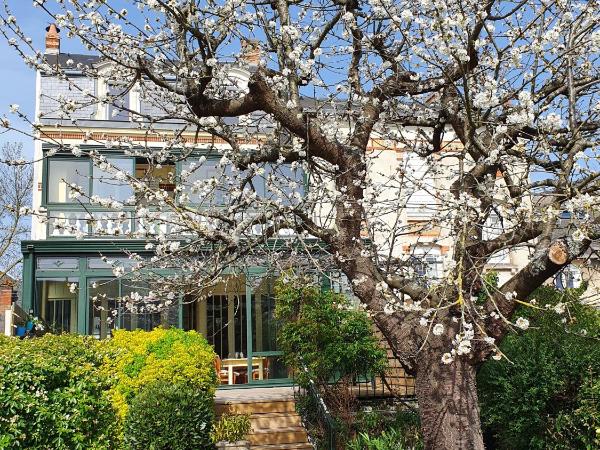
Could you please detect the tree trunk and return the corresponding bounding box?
[415,353,484,450]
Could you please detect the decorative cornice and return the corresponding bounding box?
[21,239,151,254]
[38,129,265,145]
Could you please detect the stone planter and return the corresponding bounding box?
[215,441,250,450]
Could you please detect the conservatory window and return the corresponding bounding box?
[135,158,176,200]
[180,158,228,205]
[37,257,79,270]
[34,278,78,333]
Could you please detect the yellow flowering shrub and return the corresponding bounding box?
[100,328,218,420]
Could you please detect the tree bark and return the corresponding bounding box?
[415,353,484,450]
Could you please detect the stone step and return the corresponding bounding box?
[248,426,308,446]
[216,400,296,415]
[250,412,302,429]
[251,443,314,450]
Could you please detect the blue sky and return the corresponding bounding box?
[0,3,60,155]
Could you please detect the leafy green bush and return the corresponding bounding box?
[276,278,387,448]
[275,279,386,387]
[210,413,252,443]
[101,328,218,420]
[0,334,118,450]
[124,381,215,450]
[478,285,600,450]
[350,407,423,450]
[347,428,418,450]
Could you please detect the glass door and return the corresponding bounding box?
[34,277,79,333]
[87,277,171,338]
[183,276,250,385]
[247,276,289,384]
[181,273,290,386]
[88,278,120,339]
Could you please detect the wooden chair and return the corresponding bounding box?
[215,356,238,385]
[252,357,269,381]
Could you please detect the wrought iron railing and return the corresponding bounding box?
[293,361,416,448]
[350,370,416,399]
[293,360,338,449]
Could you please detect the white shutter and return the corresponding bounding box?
[405,153,436,219]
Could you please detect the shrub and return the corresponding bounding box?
[275,279,387,388]
[124,381,215,450]
[0,334,118,450]
[350,406,423,450]
[101,328,218,420]
[478,285,600,450]
[210,413,252,443]
[347,428,416,450]
[275,277,387,447]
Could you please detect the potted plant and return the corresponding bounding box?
[210,413,252,449]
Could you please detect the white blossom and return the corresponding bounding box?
[441,353,454,364]
[515,317,529,330]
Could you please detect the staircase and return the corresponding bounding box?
[215,387,313,449]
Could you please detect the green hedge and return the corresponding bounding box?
[0,328,219,449]
[124,381,215,450]
[478,285,600,450]
[100,328,218,422]
[0,334,119,450]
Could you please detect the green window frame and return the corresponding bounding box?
[42,151,135,208]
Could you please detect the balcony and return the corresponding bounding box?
[47,211,133,238]
[45,208,297,239]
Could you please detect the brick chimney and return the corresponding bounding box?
[45,23,60,55]
[241,40,260,66]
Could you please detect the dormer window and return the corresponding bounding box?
[107,82,130,120]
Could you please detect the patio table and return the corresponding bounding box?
[221,357,265,385]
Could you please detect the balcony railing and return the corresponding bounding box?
[44,209,294,239]
[47,211,132,237]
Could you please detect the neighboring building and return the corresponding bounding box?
[20,26,549,387]
[0,274,15,335]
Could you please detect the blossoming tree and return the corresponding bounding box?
[2,0,600,448]
[0,142,31,280]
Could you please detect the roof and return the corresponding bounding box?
[0,273,15,287]
[42,52,100,71]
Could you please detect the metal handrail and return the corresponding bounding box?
[294,358,338,449]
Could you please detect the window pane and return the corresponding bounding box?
[181,158,228,205]
[34,278,78,333]
[47,159,90,203]
[87,256,139,270]
[250,164,303,204]
[92,158,133,202]
[88,278,119,339]
[107,84,130,121]
[37,257,79,270]
[135,159,176,202]
[270,164,304,203]
[120,281,162,331]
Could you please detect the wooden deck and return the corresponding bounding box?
[216,386,295,404]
